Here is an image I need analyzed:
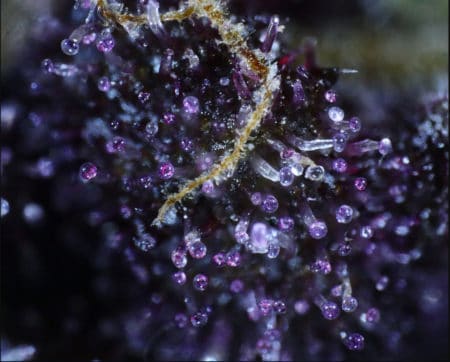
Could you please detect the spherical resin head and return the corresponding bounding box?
[308,220,328,239]
[79,162,98,182]
[343,333,365,351]
[321,301,340,320]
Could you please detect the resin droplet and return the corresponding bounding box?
[79,162,97,182]
[172,271,186,285]
[193,274,208,291]
[309,220,328,239]
[279,166,294,187]
[61,38,79,56]
[333,133,347,153]
[212,253,226,266]
[258,299,273,316]
[159,162,175,180]
[273,300,286,314]
[343,333,365,351]
[171,247,187,269]
[349,117,361,133]
[183,96,200,114]
[226,250,241,267]
[336,205,353,224]
[262,195,279,213]
[278,216,294,231]
[324,89,337,103]
[1,198,10,218]
[332,158,347,173]
[188,241,207,259]
[133,234,156,252]
[328,106,344,122]
[97,77,110,92]
[190,311,208,327]
[250,192,262,205]
[145,121,159,136]
[354,177,367,191]
[106,137,126,153]
[41,58,54,73]
[365,308,380,323]
[305,165,325,181]
[267,242,280,259]
[96,33,115,53]
[321,301,340,320]
[342,296,358,313]
[378,137,393,155]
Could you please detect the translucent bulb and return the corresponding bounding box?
[60,38,79,56]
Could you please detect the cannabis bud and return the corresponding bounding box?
[1,0,447,361]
